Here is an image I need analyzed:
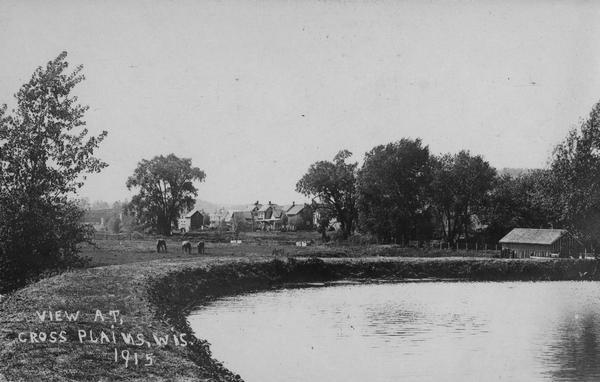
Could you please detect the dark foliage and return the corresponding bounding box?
[0,52,106,291]
[126,154,205,236]
[296,150,358,239]
[357,138,432,243]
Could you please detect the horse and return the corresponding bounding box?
[197,241,205,255]
[156,239,167,253]
[181,241,192,254]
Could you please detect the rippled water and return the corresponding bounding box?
[188,281,600,382]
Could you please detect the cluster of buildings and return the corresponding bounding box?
[231,201,313,232]
[176,201,314,233]
[83,202,586,259]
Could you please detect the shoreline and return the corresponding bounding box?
[1,256,599,381]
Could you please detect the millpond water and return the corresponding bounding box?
[188,281,600,382]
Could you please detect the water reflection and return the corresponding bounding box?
[189,281,600,382]
[543,313,600,381]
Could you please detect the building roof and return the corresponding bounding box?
[286,204,305,216]
[184,209,204,218]
[499,228,569,245]
[232,211,253,220]
[257,203,279,213]
[271,206,285,219]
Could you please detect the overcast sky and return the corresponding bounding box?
[1,0,600,206]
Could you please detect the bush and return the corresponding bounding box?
[347,233,378,245]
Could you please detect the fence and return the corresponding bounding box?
[92,232,502,249]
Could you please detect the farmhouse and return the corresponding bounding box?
[177,209,206,233]
[499,228,580,258]
[256,202,283,230]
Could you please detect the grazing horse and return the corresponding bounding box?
[181,241,192,254]
[156,239,167,253]
[197,241,205,255]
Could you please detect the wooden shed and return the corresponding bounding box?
[499,228,580,258]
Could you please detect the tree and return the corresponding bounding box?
[357,139,432,243]
[0,52,107,290]
[296,150,357,239]
[430,151,496,245]
[313,205,334,241]
[482,170,558,243]
[126,154,205,235]
[549,101,600,247]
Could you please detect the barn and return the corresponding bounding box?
[285,203,313,231]
[499,228,580,258]
[177,209,205,233]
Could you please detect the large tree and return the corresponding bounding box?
[296,150,357,239]
[126,154,205,235]
[430,151,496,245]
[0,52,107,290]
[357,139,432,243]
[549,100,600,246]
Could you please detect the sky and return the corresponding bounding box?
[1,0,600,206]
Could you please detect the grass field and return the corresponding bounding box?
[2,235,592,381]
[81,236,500,267]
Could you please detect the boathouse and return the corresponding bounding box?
[499,228,580,258]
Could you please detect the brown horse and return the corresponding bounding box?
[181,241,192,254]
[197,241,205,255]
[156,239,167,253]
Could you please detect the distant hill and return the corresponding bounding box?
[194,200,253,213]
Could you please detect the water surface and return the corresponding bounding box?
[188,281,600,382]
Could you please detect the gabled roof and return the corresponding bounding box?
[499,228,569,245]
[184,209,204,218]
[257,203,278,212]
[286,204,306,216]
[271,207,285,219]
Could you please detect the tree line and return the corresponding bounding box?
[297,104,600,249]
[2,51,600,293]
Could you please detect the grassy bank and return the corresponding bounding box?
[1,256,600,381]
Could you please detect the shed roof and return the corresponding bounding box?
[499,228,568,245]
